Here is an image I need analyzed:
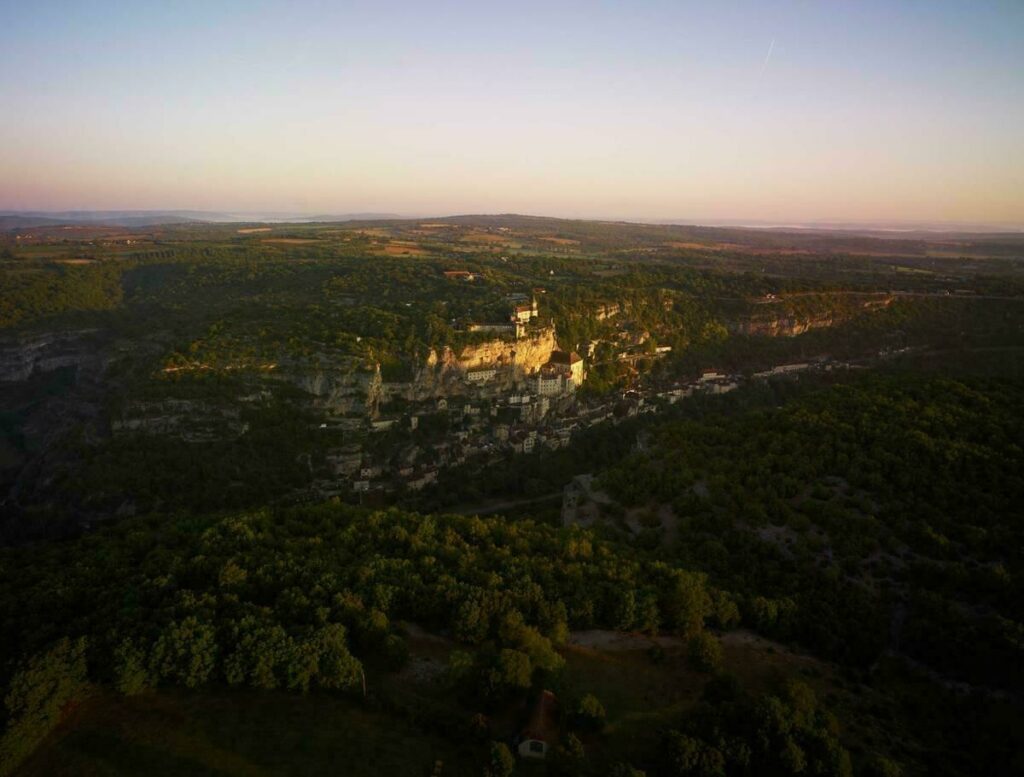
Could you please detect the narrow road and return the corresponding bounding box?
[447,491,562,516]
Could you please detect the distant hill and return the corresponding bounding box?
[0,210,217,229]
[304,212,403,222]
[320,212,1024,258]
[650,217,1024,233]
[3,211,1022,257]
[0,210,405,229]
[0,215,68,229]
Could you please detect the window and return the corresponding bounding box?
[529,741,545,754]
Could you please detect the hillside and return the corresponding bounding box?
[1,375,1022,776]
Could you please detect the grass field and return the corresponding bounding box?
[555,628,875,766]
[373,241,428,256]
[458,231,513,245]
[13,629,902,776]
[16,689,482,777]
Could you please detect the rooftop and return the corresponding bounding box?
[549,350,582,365]
[521,690,559,743]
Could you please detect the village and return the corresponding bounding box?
[94,273,882,507]
[307,290,844,501]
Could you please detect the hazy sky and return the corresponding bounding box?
[1,0,1022,223]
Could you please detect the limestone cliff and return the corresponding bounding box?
[275,361,377,416]
[405,326,559,400]
[732,315,838,337]
[731,296,893,337]
[113,399,248,442]
[452,325,557,373]
[269,327,559,411]
[0,329,104,382]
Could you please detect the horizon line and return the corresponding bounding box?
[3,209,1024,234]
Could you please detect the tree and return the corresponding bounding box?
[575,693,607,732]
[709,591,740,630]
[224,619,291,689]
[662,732,725,777]
[483,649,533,699]
[687,632,722,673]
[484,741,515,777]
[150,617,218,688]
[551,733,586,777]
[284,636,321,692]
[662,572,711,637]
[313,624,362,690]
[113,638,151,696]
[447,650,476,687]
[455,595,492,643]
[0,638,89,776]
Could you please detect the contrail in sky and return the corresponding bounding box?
[757,38,776,85]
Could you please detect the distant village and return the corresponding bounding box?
[305,284,858,501]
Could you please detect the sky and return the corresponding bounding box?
[1,0,1022,225]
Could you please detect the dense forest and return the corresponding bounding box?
[596,376,1024,686]
[0,502,720,774]
[0,263,125,328]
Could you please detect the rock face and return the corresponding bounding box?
[283,365,375,416]
[113,400,249,442]
[731,295,894,337]
[108,327,563,431]
[732,315,838,337]
[0,330,103,382]
[451,326,557,374]
[0,328,129,512]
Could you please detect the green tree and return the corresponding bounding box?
[662,732,725,777]
[551,732,586,777]
[313,624,362,690]
[662,572,711,637]
[575,693,607,732]
[687,632,722,673]
[484,741,515,777]
[150,617,218,688]
[0,638,89,776]
[223,618,291,689]
[483,649,533,699]
[113,638,151,696]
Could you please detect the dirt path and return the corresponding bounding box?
[568,628,799,655]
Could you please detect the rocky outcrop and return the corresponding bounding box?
[113,399,248,442]
[0,327,138,511]
[0,330,104,382]
[732,315,837,337]
[408,327,559,399]
[260,327,560,416]
[277,365,376,415]
[732,295,894,337]
[452,326,557,374]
